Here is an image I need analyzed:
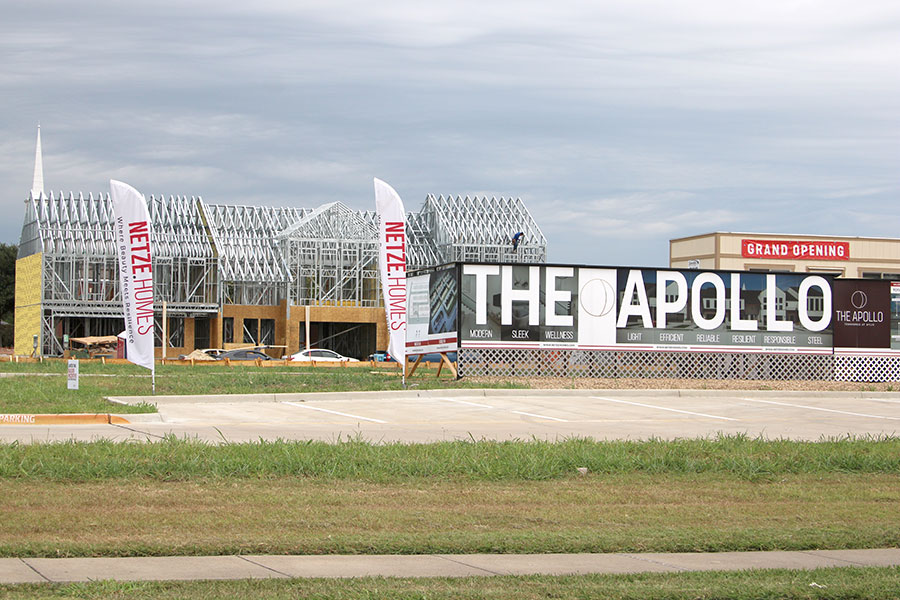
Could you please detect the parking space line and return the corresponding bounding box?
[511,410,568,422]
[742,398,900,420]
[592,397,738,421]
[431,396,565,421]
[282,402,388,423]
[435,398,495,409]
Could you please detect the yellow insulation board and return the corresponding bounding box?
[14,253,42,356]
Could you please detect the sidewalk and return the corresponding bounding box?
[2,549,898,584]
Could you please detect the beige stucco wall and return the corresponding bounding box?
[669,234,717,269]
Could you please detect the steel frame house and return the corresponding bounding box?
[16,190,547,357]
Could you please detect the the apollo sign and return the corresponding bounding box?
[832,279,890,348]
[460,264,836,350]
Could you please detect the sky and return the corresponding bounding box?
[1,0,898,266]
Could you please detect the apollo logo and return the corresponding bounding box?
[579,278,615,317]
[837,289,883,324]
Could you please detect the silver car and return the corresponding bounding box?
[289,349,359,362]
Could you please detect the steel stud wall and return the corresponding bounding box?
[17,191,547,355]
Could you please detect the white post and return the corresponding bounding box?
[162,301,168,360]
[305,306,311,352]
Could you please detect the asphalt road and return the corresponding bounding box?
[1,389,898,443]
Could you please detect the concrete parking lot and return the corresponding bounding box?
[1,388,897,443]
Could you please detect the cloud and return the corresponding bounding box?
[1,0,898,268]
[539,191,744,239]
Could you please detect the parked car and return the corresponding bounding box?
[217,349,273,361]
[290,349,359,362]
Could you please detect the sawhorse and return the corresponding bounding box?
[407,352,458,378]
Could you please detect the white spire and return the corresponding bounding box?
[31,124,44,199]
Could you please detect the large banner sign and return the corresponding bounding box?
[110,179,155,371]
[460,264,848,352]
[407,267,459,354]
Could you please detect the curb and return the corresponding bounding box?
[0,414,131,426]
[107,387,900,406]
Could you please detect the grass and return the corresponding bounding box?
[0,362,523,414]
[1,365,896,592]
[0,437,897,558]
[0,473,897,557]
[2,568,899,599]
[1,435,897,481]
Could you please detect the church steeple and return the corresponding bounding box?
[31,124,44,200]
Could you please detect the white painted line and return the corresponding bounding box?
[592,397,738,421]
[435,396,565,421]
[742,398,900,421]
[282,402,388,423]
[869,398,900,405]
[436,398,495,409]
[511,410,568,422]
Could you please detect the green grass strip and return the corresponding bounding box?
[1,567,898,599]
[0,363,521,414]
[1,435,897,481]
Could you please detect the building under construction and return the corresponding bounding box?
[14,133,547,358]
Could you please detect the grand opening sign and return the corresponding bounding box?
[741,239,849,261]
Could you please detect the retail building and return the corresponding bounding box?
[670,232,900,279]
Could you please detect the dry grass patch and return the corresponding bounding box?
[1,473,897,557]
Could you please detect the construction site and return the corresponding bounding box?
[14,189,546,359]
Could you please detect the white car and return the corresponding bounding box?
[290,349,359,362]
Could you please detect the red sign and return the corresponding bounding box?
[741,239,849,261]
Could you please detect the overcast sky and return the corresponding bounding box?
[1,1,897,266]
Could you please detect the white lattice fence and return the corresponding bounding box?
[458,348,900,382]
[834,354,900,382]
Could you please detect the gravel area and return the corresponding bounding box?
[468,376,900,392]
